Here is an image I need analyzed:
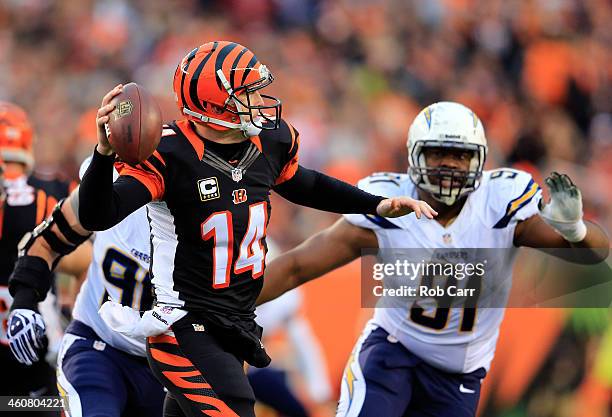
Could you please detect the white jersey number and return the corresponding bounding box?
[101,248,153,311]
[410,275,481,332]
[201,202,267,288]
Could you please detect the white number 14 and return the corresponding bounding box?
[201,202,267,288]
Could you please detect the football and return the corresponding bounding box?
[107,82,162,165]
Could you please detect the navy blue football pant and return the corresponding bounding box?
[57,320,165,417]
[336,325,486,417]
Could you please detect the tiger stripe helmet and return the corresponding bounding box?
[0,101,34,169]
[173,41,281,135]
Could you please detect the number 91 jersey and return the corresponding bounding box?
[344,169,542,374]
[71,206,152,356]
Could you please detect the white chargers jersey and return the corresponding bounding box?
[72,206,152,356]
[344,169,542,373]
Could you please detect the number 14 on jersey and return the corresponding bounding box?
[201,202,267,288]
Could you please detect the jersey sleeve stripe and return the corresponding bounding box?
[121,171,164,201]
[363,214,401,229]
[35,189,47,224]
[249,136,262,152]
[152,150,166,166]
[287,123,298,154]
[147,155,167,179]
[493,179,540,229]
[45,196,57,217]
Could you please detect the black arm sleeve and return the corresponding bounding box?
[79,148,152,231]
[274,165,384,214]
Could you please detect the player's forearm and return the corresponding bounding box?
[79,147,150,230]
[257,255,301,305]
[567,221,609,263]
[274,166,384,214]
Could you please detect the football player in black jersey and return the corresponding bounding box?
[9,41,436,417]
[0,103,61,416]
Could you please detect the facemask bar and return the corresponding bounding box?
[409,140,486,205]
[218,67,282,130]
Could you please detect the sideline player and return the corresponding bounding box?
[0,102,68,416]
[8,159,165,416]
[8,41,436,417]
[257,101,610,417]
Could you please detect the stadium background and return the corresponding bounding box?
[1,0,611,416]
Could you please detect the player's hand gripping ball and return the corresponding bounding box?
[102,83,162,165]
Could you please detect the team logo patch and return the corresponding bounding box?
[197,177,220,201]
[113,99,133,120]
[232,189,248,204]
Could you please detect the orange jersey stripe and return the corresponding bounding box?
[176,120,204,160]
[275,153,299,185]
[249,136,262,152]
[148,334,179,345]
[162,370,211,390]
[152,150,166,166]
[183,394,239,417]
[35,189,47,224]
[46,196,57,217]
[149,348,193,368]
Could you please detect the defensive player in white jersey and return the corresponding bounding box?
[8,161,165,417]
[258,101,610,417]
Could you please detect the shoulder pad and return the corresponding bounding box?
[344,172,409,231]
[357,172,410,198]
[482,169,542,229]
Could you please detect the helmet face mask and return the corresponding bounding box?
[409,141,486,205]
[222,66,281,130]
[407,102,488,206]
[175,42,282,135]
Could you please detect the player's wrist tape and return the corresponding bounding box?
[548,219,588,243]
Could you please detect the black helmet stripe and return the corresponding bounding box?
[229,47,249,90]
[179,47,199,110]
[189,49,216,112]
[214,42,239,91]
[240,54,259,86]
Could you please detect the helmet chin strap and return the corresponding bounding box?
[182,108,262,137]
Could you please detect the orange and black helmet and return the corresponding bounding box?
[173,41,281,134]
[0,101,34,169]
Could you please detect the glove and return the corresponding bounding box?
[7,309,46,365]
[539,172,587,242]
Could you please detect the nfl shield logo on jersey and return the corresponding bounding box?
[231,168,243,182]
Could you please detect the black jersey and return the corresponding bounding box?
[28,174,76,201]
[0,176,54,345]
[118,119,299,321]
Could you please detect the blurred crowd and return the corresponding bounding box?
[1,1,611,415]
[1,0,610,246]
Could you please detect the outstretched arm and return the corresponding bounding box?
[514,172,609,263]
[257,218,377,305]
[274,166,436,219]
